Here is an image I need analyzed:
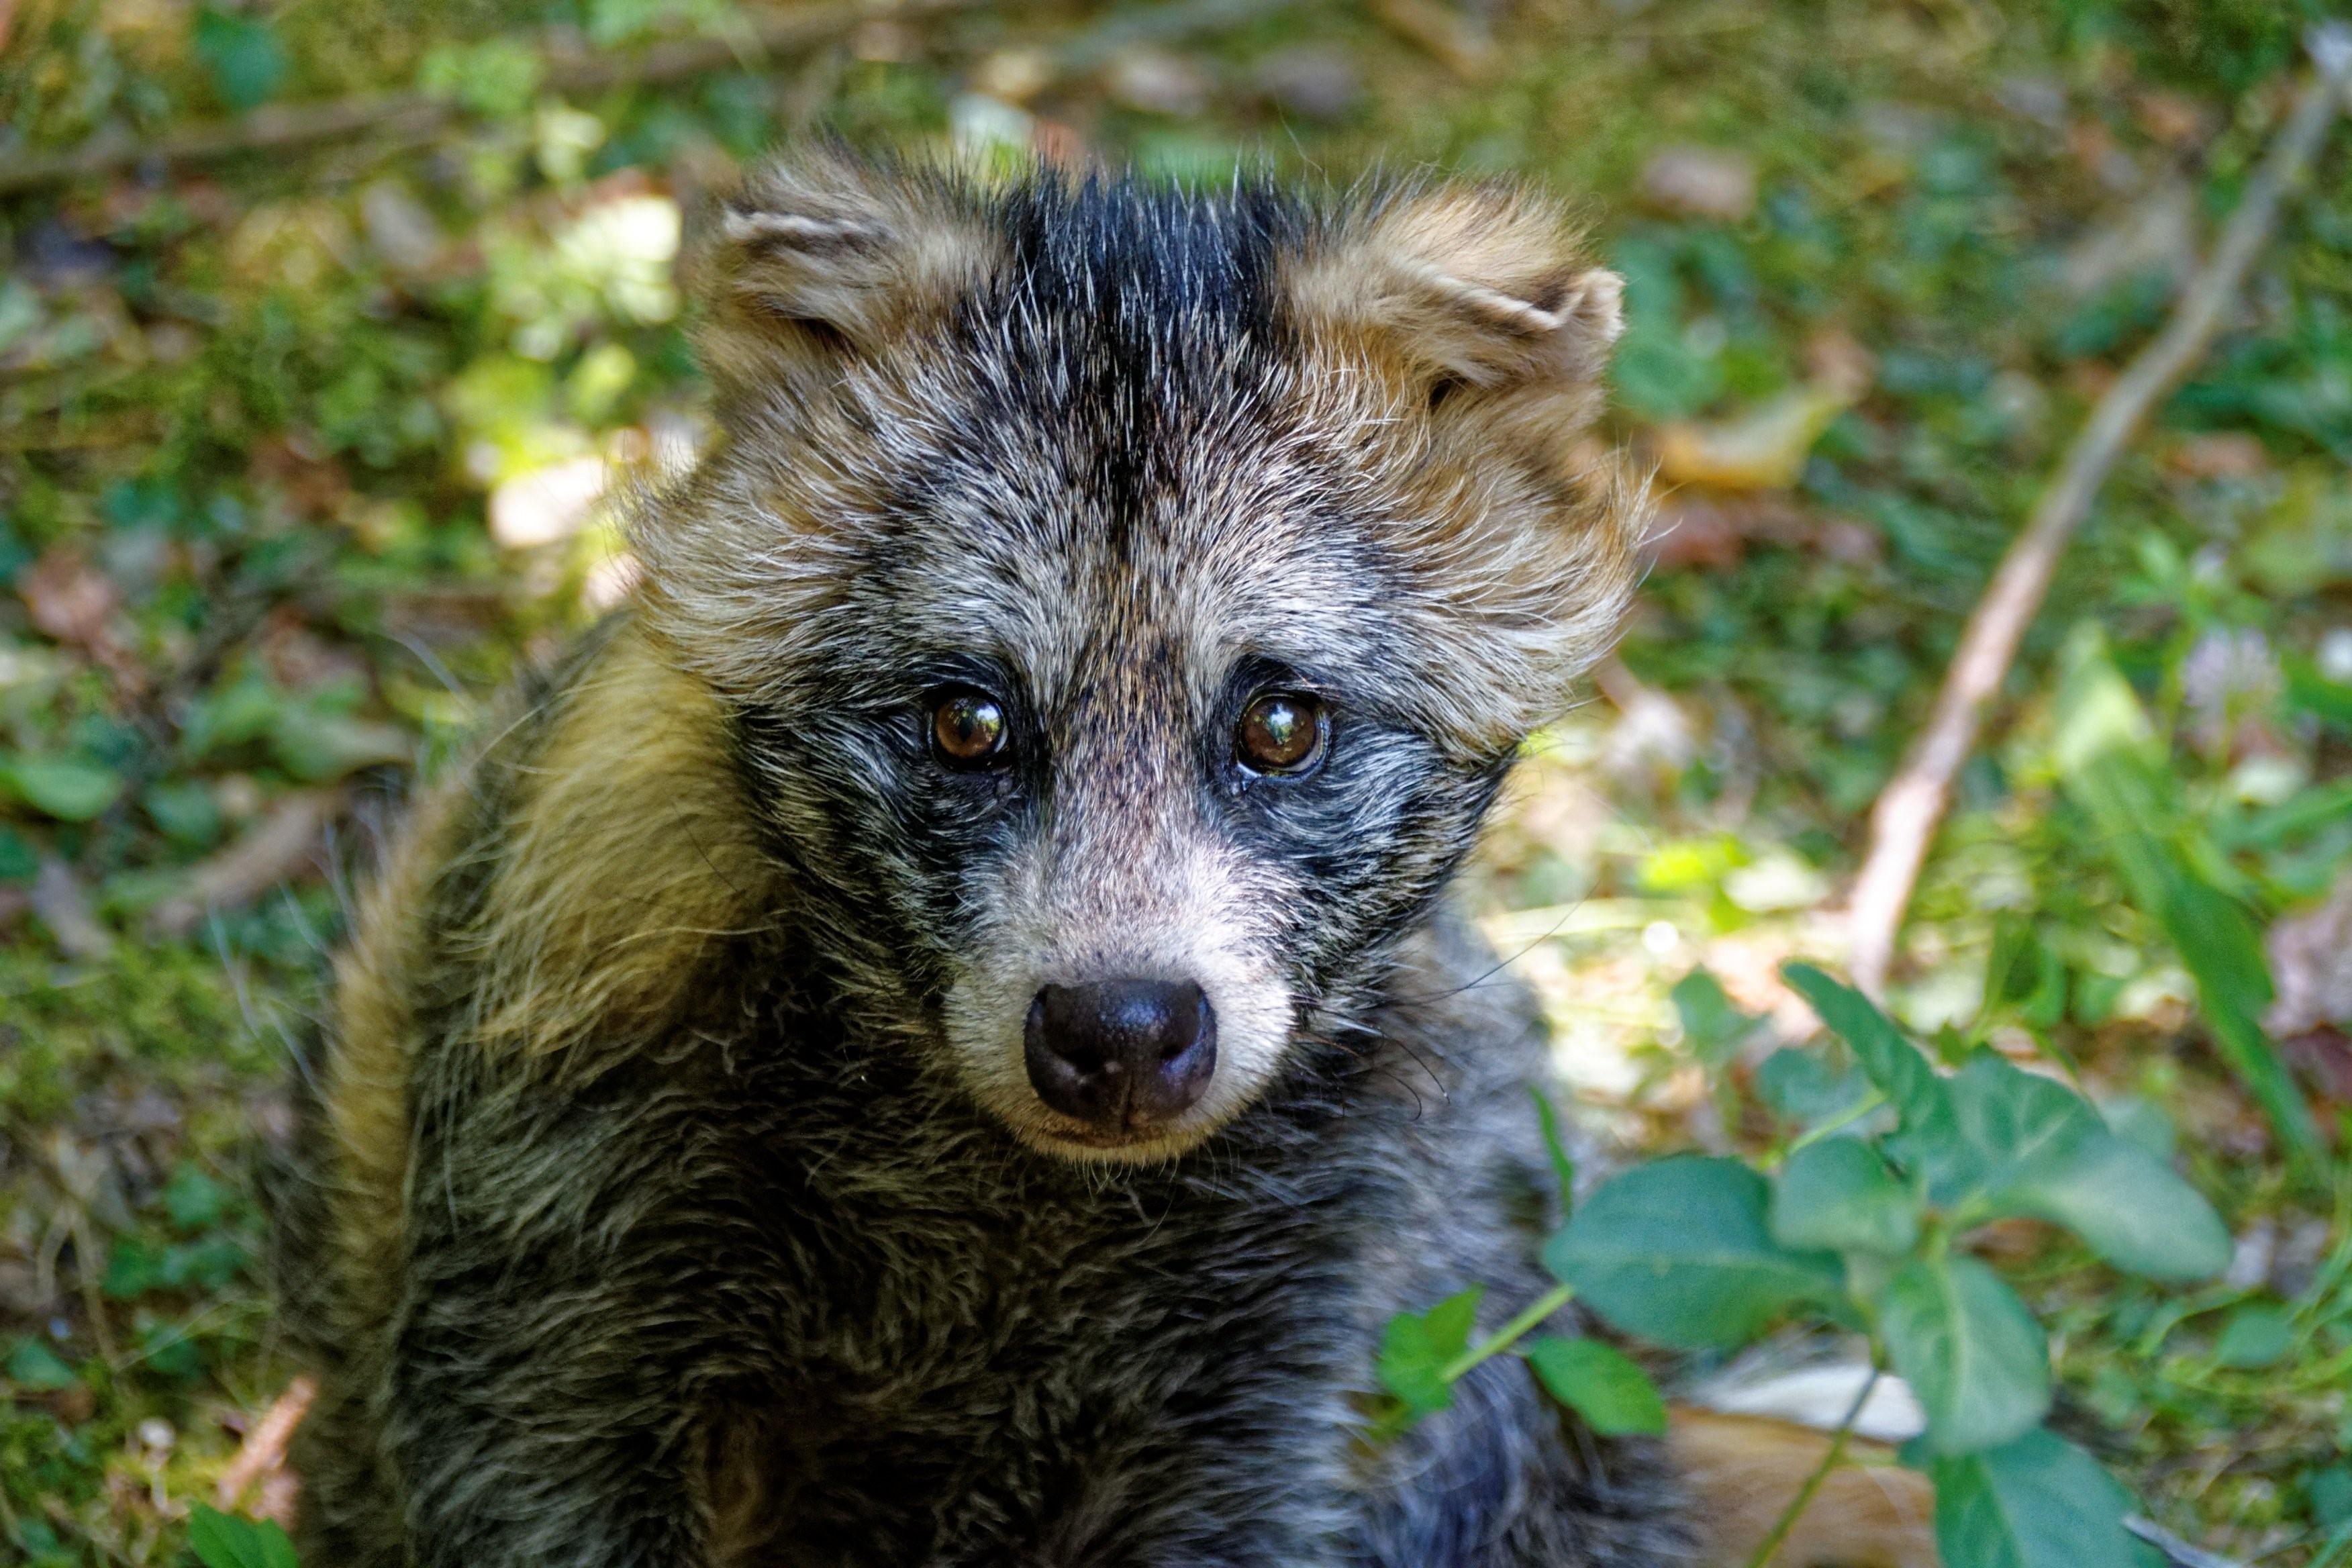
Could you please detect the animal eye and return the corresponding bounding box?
[932,690,1008,767]
[1235,692,1324,774]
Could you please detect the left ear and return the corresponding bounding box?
[1285,183,1624,399]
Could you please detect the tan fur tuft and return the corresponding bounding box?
[459,623,781,1055]
[319,779,467,1316]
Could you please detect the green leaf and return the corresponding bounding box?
[3,756,126,821]
[165,1165,230,1232]
[1543,1156,1843,1351]
[1929,1428,2149,1568]
[2309,1465,2352,1527]
[1529,1086,1576,1216]
[1377,1286,1483,1416]
[0,824,38,882]
[1771,1137,1920,1255]
[2212,1305,2295,1369]
[1879,1254,2049,1455]
[414,38,545,117]
[1946,1052,2228,1281]
[271,709,411,782]
[5,1338,81,1391]
[103,1237,166,1300]
[144,781,224,848]
[188,1504,302,1568]
[1783,963,1975,1190]
[2285,656,2352,735]
[1755,1048,1879,1131]
[193,9,289,113]
[1671,967,1761,1069]
[183,669,285,760]
[1524,1336,1667,1436]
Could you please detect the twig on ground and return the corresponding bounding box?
[2124,1516,2251,1568]
[215,1377,318,1511]
[0,0,973,199]
[31,858,113,962]
[1845,23,2352,996]
[148,789,348,938]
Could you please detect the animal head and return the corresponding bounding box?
[633,150,1641,1164]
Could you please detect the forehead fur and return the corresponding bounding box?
[635,154,1642,756]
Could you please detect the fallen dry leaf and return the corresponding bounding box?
[150,789,346,938]
[2166,430,2271,480]
[1640,145,1757,223]
[217,1377,316,1515]
[1641,494,1881,571]
[1652,382,1863,492]
[19,548,119,647]
[32,858,111,961]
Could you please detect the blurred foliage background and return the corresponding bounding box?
[2,0,2351,1561]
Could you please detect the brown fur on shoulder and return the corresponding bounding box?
[313,622,776,1290]
[458,622,781,1055]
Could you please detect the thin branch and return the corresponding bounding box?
[148,788,348,939]
[215,1376,317,1513]
[1738,1366,1878,1568]
[0,0,972,199]
[1845,23,2352,997]
[2124,1516,2251,1568]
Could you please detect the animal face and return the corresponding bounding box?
[634,153,1640,1163]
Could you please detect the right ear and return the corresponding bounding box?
[688,150,1000,404]
[1285,181,1622,413]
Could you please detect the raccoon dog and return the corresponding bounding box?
[281,150,1741,1566]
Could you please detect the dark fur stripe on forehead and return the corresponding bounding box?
[985,175,1298,362]
[956,175,1303,542]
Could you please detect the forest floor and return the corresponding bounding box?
[2,0,2350,1562]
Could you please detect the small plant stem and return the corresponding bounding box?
[1738,1366,1879,1568]
[1774,1091,1890,1165]
[1441,1283,1577,1383]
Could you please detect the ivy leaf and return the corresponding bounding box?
[1671,967,1762,1069]
[193,9,289,114]
[5,1338,81,1391]
[164,1166,230,1232]
[1879,1254,2049,1455]
[1945,1053,2228,1281]
[271,708,411,783]
[1376,1286,1483,1416]
[188,1504,302,1568]
[2,756,126,822]
[1543,1157,1843,1351]
[1782,963,1977,1193]
[1524,1336,1667,1436]
[1928,1428,2151,1568]
[2212,1305,2295,1369]
[1771,1137,1920,1255]
[1755,1048,1879,1132]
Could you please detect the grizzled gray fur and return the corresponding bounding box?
[277,150,1684,1566]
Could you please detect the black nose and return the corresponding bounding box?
[1024,979,1217,1128]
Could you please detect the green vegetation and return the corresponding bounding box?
[1381,966,2247,1568]
[3,0,2349,1561]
